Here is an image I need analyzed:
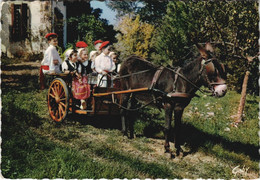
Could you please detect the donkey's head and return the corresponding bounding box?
[196,43,227,97]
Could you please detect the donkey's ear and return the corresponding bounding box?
[205,42,214,52]
[196,43,208,59]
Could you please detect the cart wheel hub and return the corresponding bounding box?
[55,96,60,103]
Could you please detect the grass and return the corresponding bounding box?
[1,62,259,179]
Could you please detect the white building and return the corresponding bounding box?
[1,0,67,58]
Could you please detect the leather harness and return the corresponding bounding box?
[149,66,192,99]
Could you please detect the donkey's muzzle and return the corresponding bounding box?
[213,84,227,97]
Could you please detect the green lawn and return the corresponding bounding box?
[1,87,258,179]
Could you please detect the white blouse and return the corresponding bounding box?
[94,53,115,74]
[62,60,82,73]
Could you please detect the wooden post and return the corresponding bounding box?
[234,55,257,124]
[235,70,250,123]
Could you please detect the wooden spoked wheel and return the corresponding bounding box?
[47,78,69,122]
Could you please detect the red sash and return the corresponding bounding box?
[39,65,49,90]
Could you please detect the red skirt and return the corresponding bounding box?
[72,76,91,100]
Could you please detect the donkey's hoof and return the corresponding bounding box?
[164,145,171,153]
[121,131,127,137]
[170,153,176,159]
[164,151,175,159]
[164,148,171,153]
[176,148,184,157]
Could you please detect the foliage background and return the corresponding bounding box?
[107,1,259,95]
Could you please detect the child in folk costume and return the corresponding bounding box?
[62,49,82,75]
[109,51,121,88]
[41,33,62,73]
[78,48,94,110]
[94,40,103,52]
[94,41,116,87]
[89,40,103,72]
[61,41,87,61]
[109,51,121,74]
[89,50,99,73]
[39,33,62,89]
[62,49,90,110]
[78,48,92,75]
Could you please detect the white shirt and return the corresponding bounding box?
[62,60,82,73]
[94,53,115,74]
[41,45,62,74]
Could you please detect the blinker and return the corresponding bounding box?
[205,62,215,74]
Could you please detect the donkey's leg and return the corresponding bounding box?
[174,107,184,156]
[163,103,173,153]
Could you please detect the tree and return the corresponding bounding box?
[106,0,168,26]
[152,1,258,94]
[108,0,258,94]
[106,1,142,19]
[114,15,154,59]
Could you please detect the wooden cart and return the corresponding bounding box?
[46,73,148,122]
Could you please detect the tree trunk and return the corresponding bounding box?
[236,71,250,123]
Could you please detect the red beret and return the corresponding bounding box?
[45,33,58,39]
[76,41,88,48]
[99,41,110,50]
[94,40,103,45]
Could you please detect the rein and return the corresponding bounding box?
[163,66,212,94]
[113,67,159,80]
[111,58,225,111]
[114,59,216,96]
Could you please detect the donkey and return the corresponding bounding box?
[119,43,227,156]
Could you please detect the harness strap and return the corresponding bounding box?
[114,68,157,80]
[172,67,181,92]
[150,66,164,89]
[164,66,212,94]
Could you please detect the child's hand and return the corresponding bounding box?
[64,70,70,74]
[70,70,76,75]
[79,78,82,84]
[77,75,82,84]
[77,74,82,79]
[102,70,109,75]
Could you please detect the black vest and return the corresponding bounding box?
[65,60,79,72]
[80,60,93,75]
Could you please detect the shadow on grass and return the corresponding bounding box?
[2,104,43,129]
[67,114,122,131]
[2,64,39,71]
[177,123,259,161]
[2,74,40,93]
[66,112,259,161]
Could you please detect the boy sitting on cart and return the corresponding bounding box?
[39,33,62,89]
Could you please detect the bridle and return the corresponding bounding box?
[200,57,227,89]
[164,57,226,96]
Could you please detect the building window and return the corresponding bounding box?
[11,3,29,41]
